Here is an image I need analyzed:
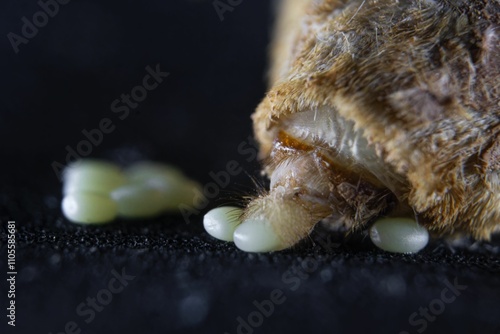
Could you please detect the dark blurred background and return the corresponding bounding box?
[0,1,499,334]
[0,0,269,189]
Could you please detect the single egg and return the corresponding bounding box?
[369,217,429,254]
[125,161,186,186]
[111,183,168,218]
[203,207,243,242]
[62,192,118,224]
[125,161,200,209]
[233,217,286,253]
[63,160,126,195]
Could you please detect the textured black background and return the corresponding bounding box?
[0,1,499,334]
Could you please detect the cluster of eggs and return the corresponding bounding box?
[61,160,200,224]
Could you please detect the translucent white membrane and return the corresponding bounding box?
[63,160,126,195]
[233,217,285,252]
[62,193,118,224]
[203,207,243,242]
[370,217,429,254]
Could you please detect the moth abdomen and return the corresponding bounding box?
[210,0,500,252]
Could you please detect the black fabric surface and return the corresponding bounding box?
[1,1,499,334]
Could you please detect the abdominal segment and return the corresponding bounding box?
[268,109,399,229]
[242,108,399,248]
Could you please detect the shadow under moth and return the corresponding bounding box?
[214,0,500,252]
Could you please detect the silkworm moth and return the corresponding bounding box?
[237,0,500,251]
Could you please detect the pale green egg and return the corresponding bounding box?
[125,161,186,187]
[233,216,285,252]
[370,217,429,253]
[125,161,201,210]
[111,183,168,218]
[62,192,118,224]
[203,206,243,241]
[63,160,126,195]
[162,181,203,210]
